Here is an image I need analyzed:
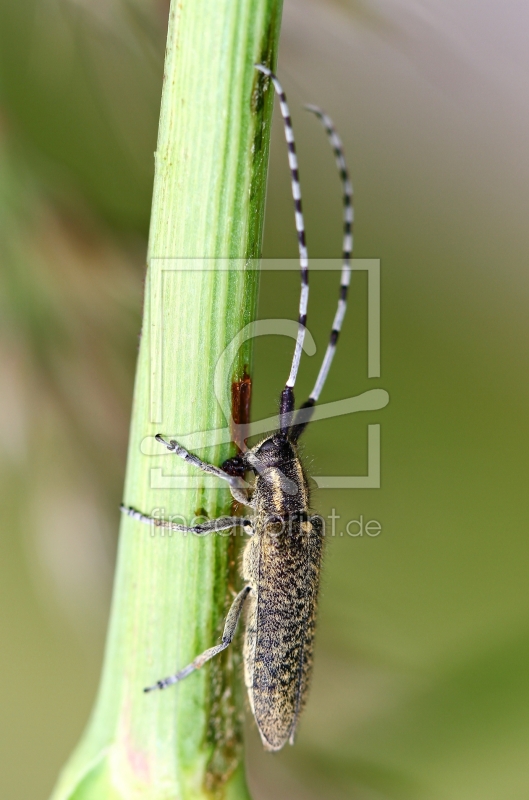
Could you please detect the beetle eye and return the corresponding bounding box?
[258,439,275,454]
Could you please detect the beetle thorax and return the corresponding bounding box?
[250,434,309,514]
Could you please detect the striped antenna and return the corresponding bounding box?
[255,64,308,428]
[290,105,353,442]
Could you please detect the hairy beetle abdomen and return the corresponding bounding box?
[242,516,324,750]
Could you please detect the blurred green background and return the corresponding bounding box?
[2,1,529,798]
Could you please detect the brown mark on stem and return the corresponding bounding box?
[231,367,252,454]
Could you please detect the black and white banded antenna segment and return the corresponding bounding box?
[255,64,308,430]
[290,105,354,442]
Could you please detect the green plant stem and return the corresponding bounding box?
[50,0,283,797]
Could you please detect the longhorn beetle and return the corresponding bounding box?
[122,64,354,751]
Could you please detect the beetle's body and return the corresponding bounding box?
[121,65,354,751]
[123,431,325,750]
[241,435,323,750]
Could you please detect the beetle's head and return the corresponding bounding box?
[250,433,295,469]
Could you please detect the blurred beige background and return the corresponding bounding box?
[1,1,529,798]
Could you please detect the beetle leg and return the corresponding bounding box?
[121,505,253,536]
[144,585,252,692]
[155,434,255,508]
